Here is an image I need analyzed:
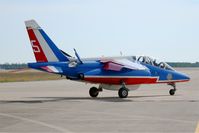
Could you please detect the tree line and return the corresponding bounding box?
[167,62,199,67]
[0,62,199,70]
[0,63,28,70]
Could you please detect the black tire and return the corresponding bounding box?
[169,89,175,96]
[89,87,99,98]
[118,88,128,98]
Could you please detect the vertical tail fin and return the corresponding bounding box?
[25,20,69,62]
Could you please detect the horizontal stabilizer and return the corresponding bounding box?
[41,66,63,73]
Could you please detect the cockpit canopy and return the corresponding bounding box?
[135,56,174,71]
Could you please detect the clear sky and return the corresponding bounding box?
[0,0,199,63]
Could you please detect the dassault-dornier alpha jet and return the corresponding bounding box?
[25,20,190,98]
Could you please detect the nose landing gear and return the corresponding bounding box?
[168,83,176,96]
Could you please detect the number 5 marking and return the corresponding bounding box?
[31,40,40,53]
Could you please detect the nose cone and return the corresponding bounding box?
[173,71,190,82]
[183,74,190,81]
[181,74,190,81]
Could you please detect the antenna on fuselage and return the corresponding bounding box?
[120,51,123,56]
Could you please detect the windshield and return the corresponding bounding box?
[137,56,174,71]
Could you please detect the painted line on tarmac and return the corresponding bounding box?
[195,122,199,133]
[82,110,195,124]
[0,113,72,133]
[32,106,195,124]
[40,107,195,124]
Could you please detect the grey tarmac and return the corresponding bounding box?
[0,68,198,133]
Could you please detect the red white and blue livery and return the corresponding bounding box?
[25,20,190,98]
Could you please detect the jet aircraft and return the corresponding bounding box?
[25,20,190,98]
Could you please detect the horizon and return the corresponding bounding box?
[0,58,199,64]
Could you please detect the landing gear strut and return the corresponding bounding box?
[168,83,176,96]
[118,82,129,98]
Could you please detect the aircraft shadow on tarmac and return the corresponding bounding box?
[0,95,173,104]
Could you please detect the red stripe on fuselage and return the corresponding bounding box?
[84,77,158,85]
[27,28,48,62]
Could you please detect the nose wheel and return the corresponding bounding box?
[169,89,176,95]
[168,83,176,96]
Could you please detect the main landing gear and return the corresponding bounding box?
[89,82,129,98]
[89,86,103,98]
[118,87,128,98]
[168,83,176,96]
[118,82,129,98]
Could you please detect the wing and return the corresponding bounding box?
[101,58,147,71]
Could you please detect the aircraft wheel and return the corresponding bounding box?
[169,89,175,96]
[89,87,99,98]
[118,87,128,98]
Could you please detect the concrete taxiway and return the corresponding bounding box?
[0,68,198,133]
